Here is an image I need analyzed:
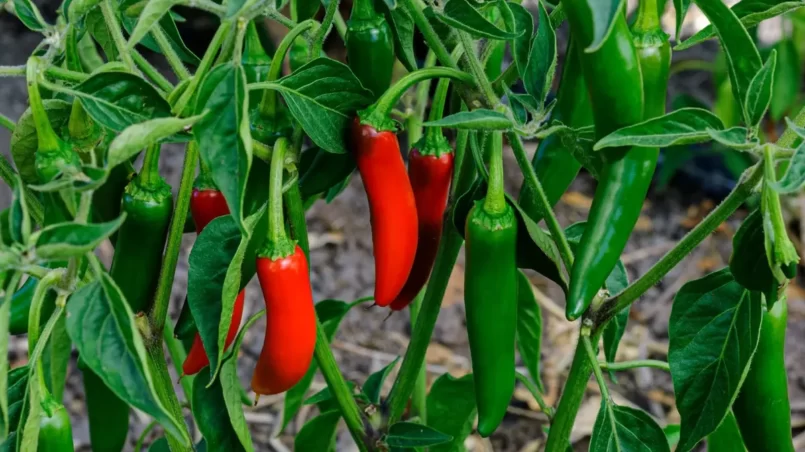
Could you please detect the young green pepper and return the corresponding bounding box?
[464,131,517,437]
[732,296,795,452]
[37,395,75,451]
[565,0,669,320]
[80,359,130,452]
[346,0,395,99]
[518,40,592,222]
[109,144,173,315]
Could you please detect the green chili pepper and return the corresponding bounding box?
[565,0,669,320]
[243,21,272,88]
[37,396,75,451]
[732,296,794,452]
[464,131,517,437]
[80,359,130,452]
[346,0,395,99]
[92,162,135,246]
[518,40,592,221]
[109,146,173,315]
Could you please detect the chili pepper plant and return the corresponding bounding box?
[0,0,803,449]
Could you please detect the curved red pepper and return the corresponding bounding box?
[390,149,453,310]
[182,188,246,376]
[252,245,317,395]
[351,118,418,306]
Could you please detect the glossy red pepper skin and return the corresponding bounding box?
[182,188,246,376]
[390,149,453,311]
[252,246,317,395]
[351,118,418,306]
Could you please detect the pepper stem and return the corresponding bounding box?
[351,0,376,21]
[26,57,62,154]
[483,131,506,215]
[140,143,163,189]
[362,67,475,131]
[259,20,317,120]
[425,77,451,140]
[633,0,661,33]
[263,137,296,259]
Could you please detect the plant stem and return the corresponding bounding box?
[595,163,762,327]
[544,328,601,451]
[152,26,191,80]
[173,21,231,116]
[0,113,14,132]
[284,181,309,258]
[507,131,575,270]
[399,0,455,71]
[258,20,316,118]
[457,31,498,105]
[100,0,136,70]
[386,132,475,423]
[483,131,506,215]
[267,137,288,245]
[148,142,198,334]
[599,359,670,372]
[408,290,427,422]
[371,68,475,120]
[145,340,191,451]
[265,8,298,29]
[0,65,25,77]
[45,66,88,83]
[333,10,348,40]
[408,50,438,144]
[517,372,553,418]
[139,143,162,188]
[190,0,227,15]
[314,319,370,451]
[132,50,174,93]
[162,321,193,403]
[312,0,340,55]
[582,334,610,402]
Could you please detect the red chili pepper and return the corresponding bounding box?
[182,187,246,376]
[390,148,453,311]
[252,245,317,395]
[351,117,418,306]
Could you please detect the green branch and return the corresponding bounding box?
[599,359,670,372]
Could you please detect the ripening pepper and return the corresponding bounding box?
[182,184,246,376]
[565,0,669,320]
[351,118,418,306]
[464,131,517,437]
[252,138,317,395]
[80,359,129,452]
[732,297,795,452]
[346,0,394,99]
[391,78,454,311]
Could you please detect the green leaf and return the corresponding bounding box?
[86,7,119,61]
[260,58,373,154]
[743,50,776,130]
[706,411,746,452]
[425,109,513,130]
[583,0,623,52]
[691,0,762,117]
[729,209,777,297]
[363,357,400,404]
[304,381,356,406]
[191,367,246,451]
[120,1,201,67]
[219,312,259,451]
[213,207,266,380]
[294,410,341,451]
[674,0,692,39]
[386,422,452,448]
[771,139,805,193]
[770,38,802,122]
[280,299,354,432]
[4,365,29,438]
[705,127,757,150]
[523,2,556,106]
[594,108,725,150]
[9,177,31,245]
[13,0,48,32]
[664,424,681,449]
[148,437,170,452]
[66,273,190,444]
[435,0,522,40]
[676,0,805,51]
[71,72,173,132]
[193,63,253,232]
[127,0,181,48]
[515,270,544,392]
[34,215,125,260]
[589,402,670,452]
[188,210,266,385]
[668,268,762,452]
[67,0,101,22]
[28,165,110,194]
[380,2,417,72]
[10,100,72,185]
[109,115,200,168]
[426,373,476,452]
[509,4,534,80]
[298,147,356,201]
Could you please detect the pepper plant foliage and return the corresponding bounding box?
[0,0,803,448]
